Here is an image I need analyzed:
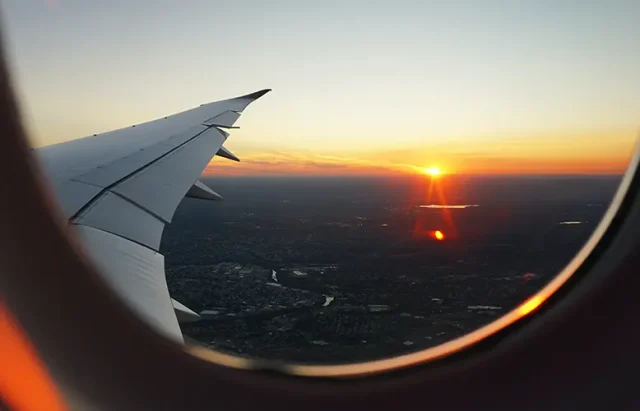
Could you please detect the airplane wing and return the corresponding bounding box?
[32,89,271,343]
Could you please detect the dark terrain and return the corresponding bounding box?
[162,174,620,364]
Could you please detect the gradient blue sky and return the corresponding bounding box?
[2,1,639,174]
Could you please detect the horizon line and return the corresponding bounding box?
[201,172,626,178]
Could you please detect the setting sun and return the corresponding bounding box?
[423,166,442,177]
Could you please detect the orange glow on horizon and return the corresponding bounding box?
[203,137,634,176]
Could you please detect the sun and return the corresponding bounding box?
[423,166,442,177]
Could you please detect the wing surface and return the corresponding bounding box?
[34,89,270,342]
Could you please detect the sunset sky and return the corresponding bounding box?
[2,1,639,175]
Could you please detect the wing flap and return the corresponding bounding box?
[74,225,182,342]
[112,126,226,223]
[75,192,165,250]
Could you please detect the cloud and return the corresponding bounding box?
[204,149,403,176]
[301,161,348,169]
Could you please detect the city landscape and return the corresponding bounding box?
[162,174,620,363]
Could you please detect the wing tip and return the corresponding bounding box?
[239,89,271,101]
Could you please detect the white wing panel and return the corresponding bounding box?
[112,126,226,222]
[73,225,182,343]
[47,180,103,218]
[36,118,196,182]
[75,192,165,250]
[73,125,208,188]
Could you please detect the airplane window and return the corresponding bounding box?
[3,1,639,371]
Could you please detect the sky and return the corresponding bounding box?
[2,0,639,175]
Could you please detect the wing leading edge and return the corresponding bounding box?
[34,89,270,342]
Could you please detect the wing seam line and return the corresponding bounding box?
[108,190,168,224]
